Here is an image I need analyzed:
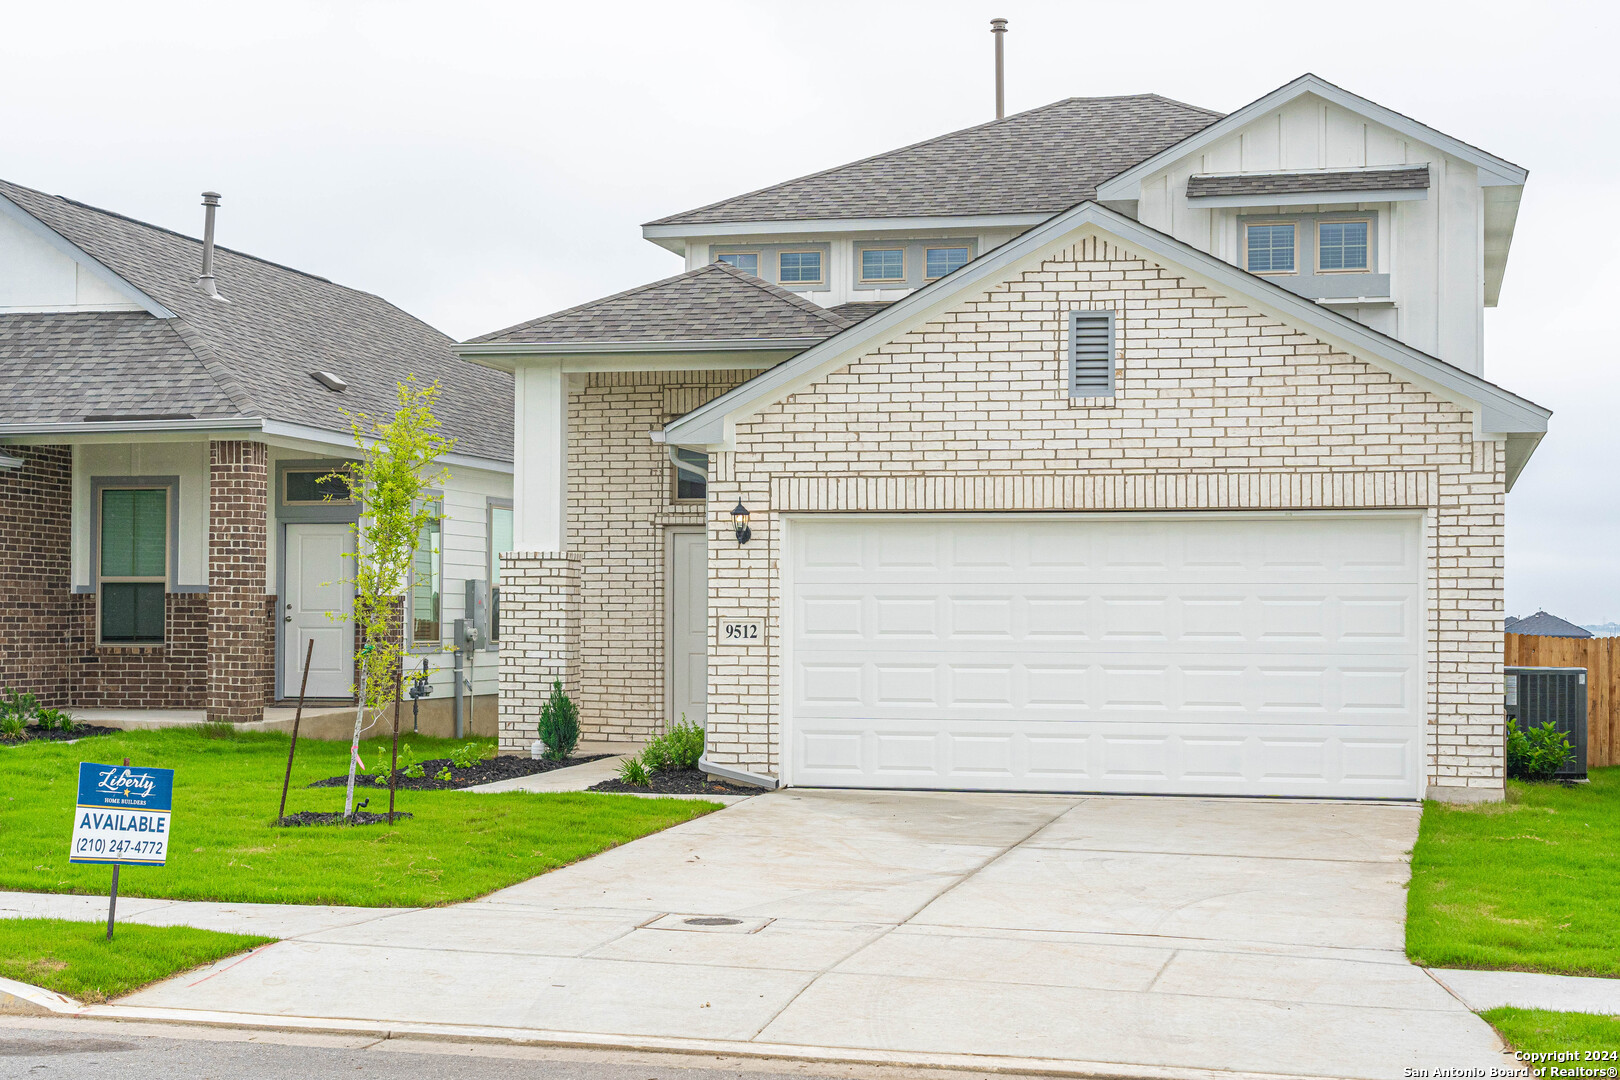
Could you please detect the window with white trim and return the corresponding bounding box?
[859,248,905,282]
[671,448,708,502]
[1317,219,1370,272]
[409,499,443,647]
[98,487,168,644]
[1067,310,1117,398]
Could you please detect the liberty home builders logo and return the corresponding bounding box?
[95,766,158,803]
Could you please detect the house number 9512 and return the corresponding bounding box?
[721,620,762,642]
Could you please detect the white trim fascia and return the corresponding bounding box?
[258,419,514,475]
[641,212,1049,250]
[1187,188,1428,208]
[0,192,178,319]
[455,340,815,374]
[661,200,1548,450]
[0,452,24,469]
[1096,74,1528,202]
[0,417,260,437]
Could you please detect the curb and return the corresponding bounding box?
[73,1002,1337,1080]
[0,976,83,1017]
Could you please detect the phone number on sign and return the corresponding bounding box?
[74,837,166,858]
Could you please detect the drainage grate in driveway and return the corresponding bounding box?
[643,913,772,934]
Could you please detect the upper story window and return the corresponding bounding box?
[1318,219,1370,272]
[1245,223,1297,274]
[860,248,905,282]
[98,487,168,644]
[671,448,708,502]
[717,252,759,276]
[926,246,971,279]
[779,251,823,284]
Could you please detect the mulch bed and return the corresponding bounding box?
[306,753,609,792]
[589,767,761,797]
[0,723,121,746]
[274,810,415,827]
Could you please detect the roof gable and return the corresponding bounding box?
[1097,74,1526,203]
[646,95,1223,230]
[467,261,853,348]
[661,200,1547,484]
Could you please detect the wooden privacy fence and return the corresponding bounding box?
[1505,633,1620,767]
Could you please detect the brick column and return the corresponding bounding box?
[497,550,580,755]
[207,440,270,724]
[0,447,73,705]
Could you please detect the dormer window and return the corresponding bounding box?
[1244,223,1297,274]
[1317,219,1370,272]
[779,251,823,284]
[717,252,759,276]
[926,246,971,279]
[859,248,905,282]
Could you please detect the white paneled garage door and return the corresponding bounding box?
[786,514,1423,799]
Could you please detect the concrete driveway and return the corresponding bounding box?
[117,791,1506,1079]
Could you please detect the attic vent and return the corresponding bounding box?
[311,371,348,392]
[1067,310,1117,398]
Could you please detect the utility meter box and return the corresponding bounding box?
[463,579,490,651]
[1505,666,1588,780]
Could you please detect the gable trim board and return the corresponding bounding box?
[0,192,176,319]
[660,199,1547,486]
[642,213,1051,250]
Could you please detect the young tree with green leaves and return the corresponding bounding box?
[329,377,454,817]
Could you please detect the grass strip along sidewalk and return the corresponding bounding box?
[1484,1008,1620,1056]
[0,917,272,1003]
[1407,767,1620,977]
[0,726,718,907]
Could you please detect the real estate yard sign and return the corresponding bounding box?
[70,762,174,866]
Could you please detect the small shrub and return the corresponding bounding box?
[664,716,704,770]
[434,766,453,782]
[536,681,579,761]
[36,708,76,733]
[448,742,487,770]
[616,755,651,787]
[640,734,672,772]
[0,713,25,739]
[1,688,39,726]
[1506,717,1573,781]
[403,761,425,780]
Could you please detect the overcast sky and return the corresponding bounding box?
[4,1,1615,622]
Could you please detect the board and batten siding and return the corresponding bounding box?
[1133,92,1486,375]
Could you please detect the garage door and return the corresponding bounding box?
[786,514,1423,799]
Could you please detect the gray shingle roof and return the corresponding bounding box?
[1185,165,1431,198]
[825,301,895,324]
[0,179,512,460]
[647,95,1223,227]
[471,261,854,345]
[0,312,242,423]
[1506,611,1594,639]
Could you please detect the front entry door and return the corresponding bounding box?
[668,529,708,726]
[283,523,355,699]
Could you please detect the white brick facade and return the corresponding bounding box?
[702,234,1505,800]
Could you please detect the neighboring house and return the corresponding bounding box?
[0,181,513,723]
[1506,611,1594,639]
[461,73,1548,803]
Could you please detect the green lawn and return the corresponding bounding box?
[1485,1008,1620,1055]
[0,726,717,907]
[0,917,273,1002]
[1407,767,1620,976]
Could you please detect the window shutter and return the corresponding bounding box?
[1068,310,1116,397]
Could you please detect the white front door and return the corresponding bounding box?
[668,529,708,726]
[283,523,355,700]
[786,513,1424,799]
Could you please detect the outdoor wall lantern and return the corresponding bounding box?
[732,501,752,545]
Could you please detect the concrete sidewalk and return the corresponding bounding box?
[65,791,1514,1080]
[1429,968,1620,1015]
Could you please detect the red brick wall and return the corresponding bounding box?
[0,447,72,704]
[207,440,271,722]
[67,592,208,708]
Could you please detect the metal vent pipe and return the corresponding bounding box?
[991,18,1007,119]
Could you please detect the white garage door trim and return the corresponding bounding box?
[779,511,1428,800]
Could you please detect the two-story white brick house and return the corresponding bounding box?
[460,74,1548,803]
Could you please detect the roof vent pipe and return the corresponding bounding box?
[197,191,228,302]
[991,18,1007,119]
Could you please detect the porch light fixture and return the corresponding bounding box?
[731,502,752,545]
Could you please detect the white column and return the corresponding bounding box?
[513,361,568,552]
